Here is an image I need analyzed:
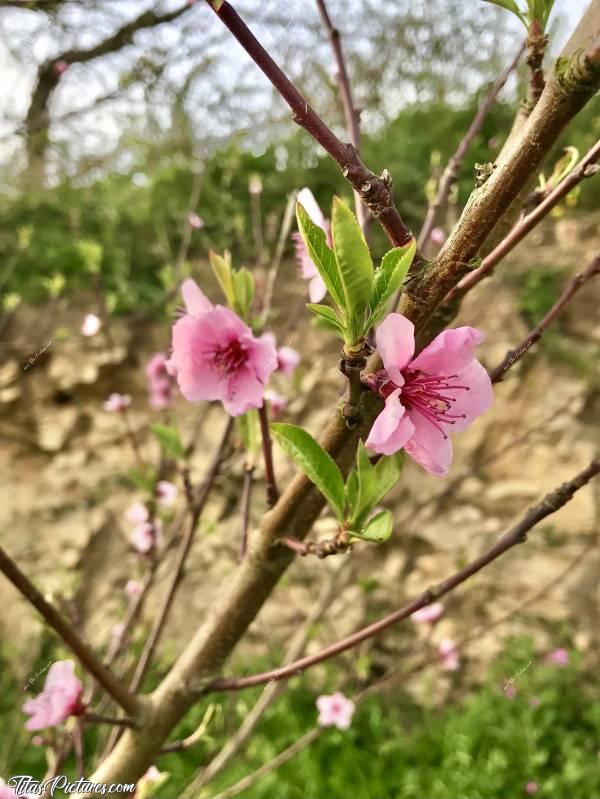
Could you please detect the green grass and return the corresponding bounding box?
[3,637,599,798]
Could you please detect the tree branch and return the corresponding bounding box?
[207,458,599,692]
[204,0,413,248]
[418,43,525,249]
[490,253,600,382]
[0,545,142,719]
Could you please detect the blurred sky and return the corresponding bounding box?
[0,0,593,172]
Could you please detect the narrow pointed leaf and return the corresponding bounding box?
[352,509,393,543]
[306,303,345,335]
[352,441,376,525]
[271,423,345,521]
[482,0,527,26]
[232,267,255,320]
[209,250,235,306]
[331,197,373,324]
[296,203,346,311]
[369,240,416,327]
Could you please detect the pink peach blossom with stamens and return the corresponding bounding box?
[365,314,493,475]
[316,692,354,730]
[293,188,329,303]
[22,660,84,731]
[168,279,277,416]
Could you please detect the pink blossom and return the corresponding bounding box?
[53,60,68,75]
[265,389,288,416]
[103,392,131,412]
[125,502,149,524]
[111,622,126,641]
[438,638,460,671]
[525,781,539,795]
[429,227,447,246]
[32,735,44,746]
[81,313,101,336]
[125,579,143,598]
[277,346,300,377]
[131,520,162,554]
[365,314,493,475]
[156,480,177,507]
[168,279,278,416]
[411,602,444,624]
[529,696,541,708]
[22,660,84,731]
[293,187,329,303]
[546,647,569,666]
[503,684,517,699]
[0,781,18,799]
[316,691,355,730]
[187,211,204,229]
[145,353,176,410]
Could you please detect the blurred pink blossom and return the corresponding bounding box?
[0,780,18,799]
[125,579,143,598]
[316,691,354,730]
[125,502,149,524]
[103,393,131,412]
[277,346,300,377]
[429,227,447,246]
[156,480,177,507]
[503,684,517,699]
[187,212,204,229]
[438,638,460,671]
[293,187,329,303]
[265,389,287,416]
[529,696,541,708]
[546,647,569,666]
[145,353,176,410]
[81,313,101,336]
[111,622,126,641]
[411,602,444,624]
[525,781,539,794]
[22,660,84,731]
[168,279,277,416]
[53,60,68,75]
[365,314,493,475]
[131,520,162,554]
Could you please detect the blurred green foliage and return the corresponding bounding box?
[2,637,598,797]
[1,101,597,314]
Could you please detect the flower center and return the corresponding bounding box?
[402,369,469,438]
[207,340,248,374]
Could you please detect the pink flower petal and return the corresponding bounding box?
[181,278,213,316]
[404,414,454,476]
[376,313,415,379]
[22,660,83,731]
[410,326,484,375]
[309,274,327,303]
[366,390,415,456]
[222,364,265,416]
[445,360,493,432]
[411,602,444,623]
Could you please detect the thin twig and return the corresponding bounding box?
[258,403,279,506]
[161,704,216,753]
[83,713,137,728]
[204,0,413,248]
[314,0,366,229]
[206,459,599,692]
[259,191,297,328]
[0,546,141,718]
[445,139,600,304]
[490,254,600,382]
[129,417,234,692]
[418,43,525,250]
[184,559,348,793]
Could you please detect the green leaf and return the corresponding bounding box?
[348,446,405,528]
[232,267,255,320]
[369,240,416,327]
[271,423,345,521]
[296,203,346,311]
[126,466,156,493]
[331,196,373,331]
[352,509,393,543]
[346,468,358,515]
[482,0,527,26]
[150,423,185,459]
[352,441,377,525]
[372,451,405,507]
[209,250,235,306]
[306,303,345,335]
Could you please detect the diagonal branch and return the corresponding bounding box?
[207,458,600,692]
[489,253,600,382]
[0,545,142,719]
[204,0,413,248]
